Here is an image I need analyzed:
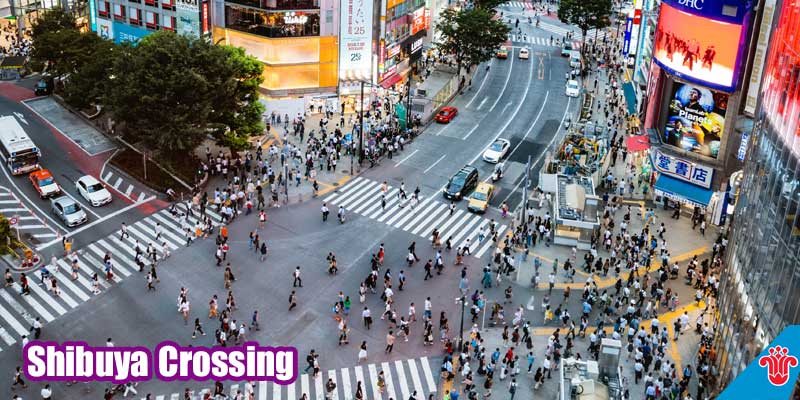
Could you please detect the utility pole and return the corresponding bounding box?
[458,295,466,351]
[358,81,365,165]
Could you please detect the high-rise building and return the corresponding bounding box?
[713,0,800,390]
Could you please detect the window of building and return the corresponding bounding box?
[98,1,110,16]
[225,0,319,10]
[129,0,141,4]
[225,5,320,38]
[114,3,126,19]
[129,8,141,24]
[161,0,173,8]
[162,15,175,30]
[146,11,158,28]
[145,0,156,6]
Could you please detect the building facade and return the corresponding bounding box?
[713,0,800,390]
[88,0,211,43]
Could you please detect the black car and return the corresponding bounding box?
[34,78,53,96]
[443,165,479,200]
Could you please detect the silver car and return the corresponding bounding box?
[51,196,87,227]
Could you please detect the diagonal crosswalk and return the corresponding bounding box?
[138,356,440,400]
[508,34,582,49]
[324,177,506,259]
[0,204,225,353]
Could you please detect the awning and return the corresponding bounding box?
[626,135,650,152]
[380,73,404,89]
[622,81,637,115]
[654,174,713,207]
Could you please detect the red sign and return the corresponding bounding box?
[761,0,800,149]
[201,0,209,34]
[411,8,427,35]
[758,346,798,386]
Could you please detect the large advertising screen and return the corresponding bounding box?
[760,0,800,154]
[653,2,745,92]
[664,81,728,159]
[339,0,373,82]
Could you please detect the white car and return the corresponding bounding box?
[565,80,581,97]
[482,138,511,163]
[76,175,112,206]
[519,47,530,60]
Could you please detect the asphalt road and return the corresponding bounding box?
[0,14,583,399]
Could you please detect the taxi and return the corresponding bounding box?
[496,46,509,59]
[29,169,62,198]
[467,182,494,213]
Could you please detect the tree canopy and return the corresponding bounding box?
[557,0,613,42]
[30,9,104,78]
[435,8,510,75]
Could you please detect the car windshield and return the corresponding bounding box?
[472,192,487,201]
[87,183,104,193]
[568,83,579,90]
[39,177,54,186]
[490,142,504,151]
[63,203,81,214]
[450,174,466,188]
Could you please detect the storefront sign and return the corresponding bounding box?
[623,15,633,55]
[201,0,210,34]
[411,8,427,35]
[627,0,643,67]
[339,0,374,81]
[387,44,400,59]
[177,0,200,38]
[97,18,113,40]
[378,39,386,79]
[737,132,749,161]
[653,149,714,188]
[284,12,309,24]
[411,37,424,55]
[664,81,728,159]
[112,22,148,45]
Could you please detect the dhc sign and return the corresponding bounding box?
[676,0,704,10]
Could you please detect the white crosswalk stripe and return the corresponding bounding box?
[136,357,437,400]
[0,203,223,353]
[324,177,506,255]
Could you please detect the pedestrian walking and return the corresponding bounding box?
[293,266,302,287]
[288,290,298,311]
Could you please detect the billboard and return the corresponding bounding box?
[112,22,149,45]
[626,0,643,67]
[653,1,747,92]
[177,0,200,38]
[339,0,373,82]
[97,18,113,41]
[411,8,427,35]
[664,81,728,159]
[759,0,800,156]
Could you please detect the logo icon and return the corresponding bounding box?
[758,345,799,386]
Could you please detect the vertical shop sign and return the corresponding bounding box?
[339,0,374,81]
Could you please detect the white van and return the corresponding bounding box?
[569,51,581,69]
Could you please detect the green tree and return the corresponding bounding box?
[557,0,613,55]
[207,46,265,152]
[62,39,118,109]
[0,215,18,255]
[31,26,103,78]
[30,7,76,38]
[435,8,510,76]
[104,32,216,154]
[471,0,505,11]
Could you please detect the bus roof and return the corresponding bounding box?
[0,116,37,154]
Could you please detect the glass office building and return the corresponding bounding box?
[713,0,800,390]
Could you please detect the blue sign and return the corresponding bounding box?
[88,0,97,32]
[623,17,633,55]
[112,22,150,45]
[737,132,749,161]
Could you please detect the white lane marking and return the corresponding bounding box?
[103,171,113,181]
[341,368,352,400]
[368,363,383,400]
[314,372,324,398]
[286,380,296,399]
[354,366,366,399]
[476,97,489,111]
[394,360,410,400]
[258,381,267,400]
[33,233,58,238]
[113,177,123,189]
[10,282,56,322]
[137,192,146,201]
[328,369,339,400]
[499,94,570,205]
[464,59,493,108]
[0,300,28,336]
[423,155,446,174]
[16,224,47,229]
[35,195,157,251]
[489,53,514,112]
[301,374,310,398]
[125,185,134,196]
[274,378,282,398]
[407,358,425,398]
[394,149,419,167]
[381,362,396,400]
[462,124,480,140]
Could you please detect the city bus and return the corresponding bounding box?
[0,116,41,175]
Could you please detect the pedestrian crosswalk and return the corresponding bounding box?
[508,34,581,49]
[536,21,608,43]
[139,356,440,400]
[324,177,506,259]
[503,1,534,10]
[0,203,225,353]
[0,185,61,241]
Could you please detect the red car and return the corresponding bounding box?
[435,107,458,123]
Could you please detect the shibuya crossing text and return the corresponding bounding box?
[23,341,297,383]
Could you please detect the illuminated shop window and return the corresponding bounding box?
[225,5,319,38]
